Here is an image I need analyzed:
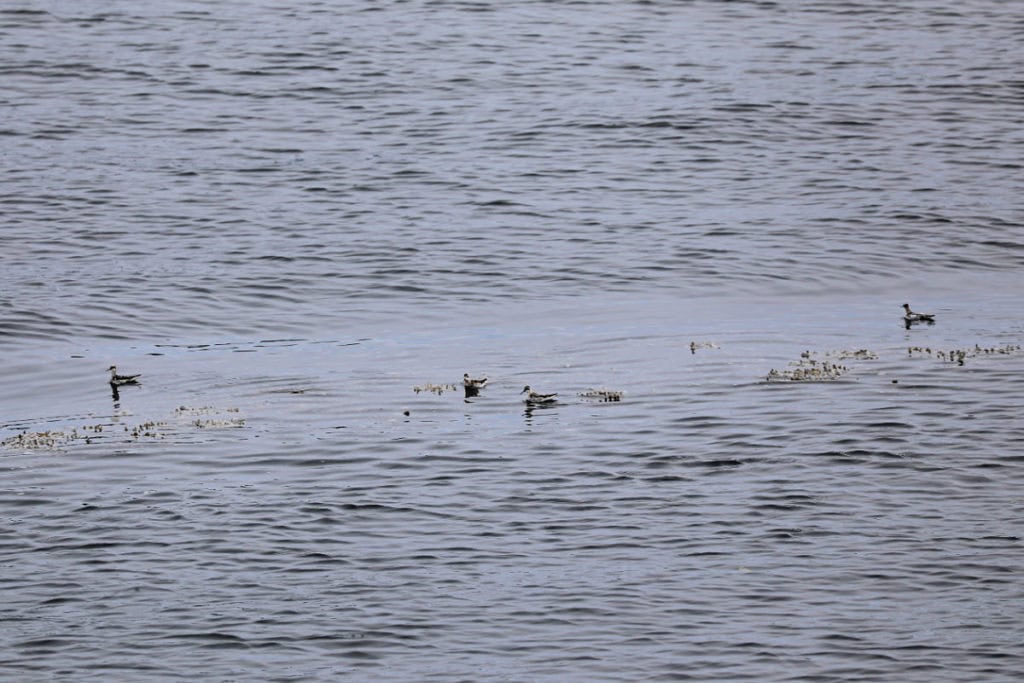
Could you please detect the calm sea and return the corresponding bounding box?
[2,1,1023,680]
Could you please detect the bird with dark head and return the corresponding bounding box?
[521,385,557,404]
[108,365,141,386]
[902,303,935,328]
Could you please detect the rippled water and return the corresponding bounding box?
[2,2,1023,681]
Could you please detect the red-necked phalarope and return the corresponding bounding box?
[108,365,141,386]
[521,385,557,404]
[463,373,488,389]
[902,303,935,325]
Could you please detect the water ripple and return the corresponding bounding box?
[2,2,1024,681]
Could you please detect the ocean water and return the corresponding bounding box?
[2,1,1023,681]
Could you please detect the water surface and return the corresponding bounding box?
[2,1,1023,680]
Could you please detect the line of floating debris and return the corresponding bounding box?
[174,405,246,430]
[413,383,459,395]
[191,418,246,429]
[123,420,168,439]
[578,389,624,402]
[2,421,166,449]
[2,430,80,450]
[766,363,848,383]
[827,349,878,361]
[173,405,242,416]
[907,344,1022,366]
[2,406,245,451]
[766,350,865,382]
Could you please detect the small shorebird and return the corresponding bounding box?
[902,303,935,325]
[463,372,488,398]
[521,385,557,404]
[108,365,141,386]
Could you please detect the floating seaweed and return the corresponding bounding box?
[907,343,1021,367]
[766,363,848,382]
[765,346,882,382]
[2,421,165,450]
[827,349,878,361]
[120,420,169,440]
[578,389,624,402]
[766,351,849,382]
[191,418,246,429]
[174,406,242,416]
[413,383,458,395]
[173,406,245,430]
[2,430,78,450]
[3,406,246,451]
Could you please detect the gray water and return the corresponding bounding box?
[2,1,1023,681]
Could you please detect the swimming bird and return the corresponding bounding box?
[902,303,935,326]
[521,385,557,404]
[108,365,141,386]
[463,372,488,398]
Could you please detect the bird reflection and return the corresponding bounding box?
[523,401,558,420]
[107,365,141,408]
